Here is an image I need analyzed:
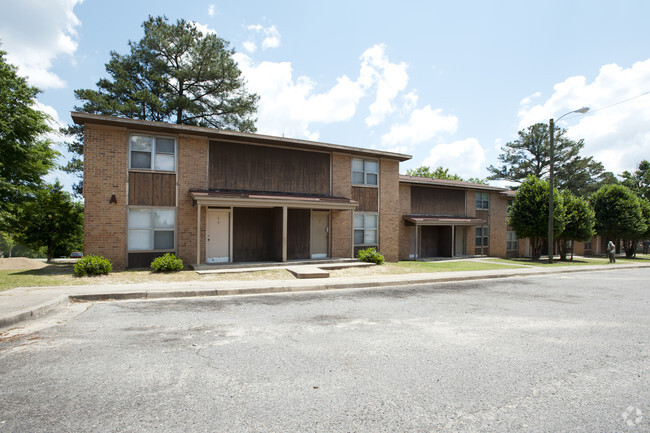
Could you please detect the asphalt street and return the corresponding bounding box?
[0,269,648,432]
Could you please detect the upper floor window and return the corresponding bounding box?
[476,191,489,210]
[130,134,176,171]
[352,158,378,186]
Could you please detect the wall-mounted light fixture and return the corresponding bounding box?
[109,193,117,204]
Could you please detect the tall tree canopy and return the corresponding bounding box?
[591,184,647,257]
[11,181,84,261]
[487,123,612,196]
[405,165,487,184]
[557,191,596,260]
[621,160,650,200]
[507,175,566,260]
[64,16,259,195]
[0,49,58,220]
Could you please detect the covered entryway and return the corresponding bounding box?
[404,216,486,260]
[191,190,356,266]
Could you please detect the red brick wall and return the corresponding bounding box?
[83,124,128,270]
[331,153,352,258]
[177,135,208,266]
[379,158,400,262]
[398,183,412,260]
[490,192,508,258]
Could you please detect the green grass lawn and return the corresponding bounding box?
[487,255,649,267]
[388,260,529,273]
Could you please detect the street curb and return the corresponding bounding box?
[0,295,70,329]
[3,263,649,329]
[67,263,650,302]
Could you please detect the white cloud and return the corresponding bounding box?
[234,53,364,139]
[517,58,650,175]
[0,0,82,89]
[359,44,409,127]
[192,22,217,35]
[380,105,458,148]
[208,4,216,17]
[245,24,281,51]
[420,138,486,180]
[243,41,257,53]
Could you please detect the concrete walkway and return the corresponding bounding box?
[2,261,649,329]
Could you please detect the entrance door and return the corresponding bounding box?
[310,211,329,259]
[206,209,230,263]
[454,226,465,257]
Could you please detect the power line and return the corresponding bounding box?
[589,90,650,114]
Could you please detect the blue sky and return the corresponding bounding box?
[1,0,649,193]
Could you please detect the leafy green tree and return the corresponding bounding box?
[507,175,565,260]
[64,16,259,195]
[487,122,612,196]
[591,184,647,258]
[621,160,650,200]
[12,181,83,261]
[557,191,595,260]
[405,165,487,184]
[0,49,58,220]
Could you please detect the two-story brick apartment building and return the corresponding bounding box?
[397,176,524,260]
[73,112,411,270]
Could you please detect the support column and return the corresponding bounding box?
[451,225,456,257]
[282,206,288,262]
[196,203,201,267]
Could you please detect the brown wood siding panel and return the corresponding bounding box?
[410,186,465,216]
[420,226,452,257]
[129,172,175,206]
[351,187,378,212]
[128,251,170,268]
[209,140,330,195]
[287,209,310,260]
[233,208,277,262]
[475,210,489,221]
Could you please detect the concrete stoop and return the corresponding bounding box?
[286,265,330,279]
[194,259,373,276]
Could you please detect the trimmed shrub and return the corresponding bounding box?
[356,247,385,265]
[150,253,184,272]
[74,255,112,277]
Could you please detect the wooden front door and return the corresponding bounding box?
[206,209,230,263]
[310,211,329,259]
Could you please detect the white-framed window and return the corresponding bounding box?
[476,191,489,210]
[352,158,378,186]
[354,213,378,246]
[130,134,176,171]
[507,230,518,251]
[475,226,489,247]
[128,208,176,251]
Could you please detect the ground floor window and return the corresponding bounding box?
[507,230,518,251]
[475,226,488,255]
[475,226,488,247]
[128,208,175,250]
[354,213,378,248]
[584,240,592,250]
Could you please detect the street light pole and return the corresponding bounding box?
[548,118,555,263]
[548,107,589,264]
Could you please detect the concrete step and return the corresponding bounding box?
[286,265,330,279]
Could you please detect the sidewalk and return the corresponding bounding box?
[2,261,649,329]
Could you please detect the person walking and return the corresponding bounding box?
[607,240,616,263]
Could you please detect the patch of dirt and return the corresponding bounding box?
[0,258,48,271]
